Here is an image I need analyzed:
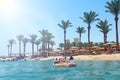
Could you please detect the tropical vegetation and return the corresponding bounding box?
[6,0,120,57]
[17,35,24,57]
[29,34,37,57]
[8,39,16,57]
[80,11,99,52]
[76,26,86,49]
[105,0,120,50]
[96,20,112,44]
[58,20,72,56]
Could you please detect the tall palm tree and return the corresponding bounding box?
[35,39,41,52]
[96,20,112,51]
[22,38,29,56]
[7,45,10,57]
[76,26,86,49]
[105,0,120,50]
[50,40,56,50]
[58,20,72,55]
[96,20,112,44]
[9,39,16,57]
[17,35,24,57]
[39,29,48,51]
[46,32,54,56]
[29,34,37,57]
[80,11,99,52]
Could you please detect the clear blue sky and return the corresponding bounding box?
[0,0,119,56]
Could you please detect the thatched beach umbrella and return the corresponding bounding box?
[70,46,79,50]
[111,44,117,48]
[92,46,99,49]
[78,48,87,55]
[103,43,108,46]
[69,46,79,54]
[69,46,78,52]
[53,49,61,53]
[103,43,110,51]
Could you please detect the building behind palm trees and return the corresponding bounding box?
[74,38,79,43]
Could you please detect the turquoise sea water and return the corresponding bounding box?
[0,60,120,80]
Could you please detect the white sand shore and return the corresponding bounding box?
[32,53,120,61]
[73,54,120,60]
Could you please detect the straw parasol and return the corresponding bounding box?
[53,49,61,53]
[92,46,99,48]
[69,46,79,50]
[78,48,87,55]
[103,43,108,46]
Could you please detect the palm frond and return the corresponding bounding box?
[58,20,72,30]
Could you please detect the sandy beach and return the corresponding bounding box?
[32,53,120,61]
[73,54,120,60]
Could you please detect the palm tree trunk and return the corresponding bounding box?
[37,45,38,51]
[104,33,107,51]
[42,36,45,52]
[42,42,44,51]
[23,44,25,53]
[48,42,50,56]
[23,44,26,57]
[64,30,66,56]
[10,45,12,57]
[19,41,21,56]
[8,45,9,57]
[32,43,34,56]
[115,16,119,50]
[88,25,91,52]
[79,34,81,49]
[104,34,106,43]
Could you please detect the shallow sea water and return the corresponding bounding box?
[0,60,120,80]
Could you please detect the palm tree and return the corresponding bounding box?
[96,20,112,44]
[17,35,24,57]
[76,26,86,49]
[35,39,41,52]
[9,39,16,57]
[7,45,10,57]
[22,38,29,56]
[46,32,54,55]
[96,20,112,51]
[39,29,48,51]
[80,11,99,52]
[105,0,120,50]
[29,34,37,57]
[58,20,72,55]
[50,40,56,50]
